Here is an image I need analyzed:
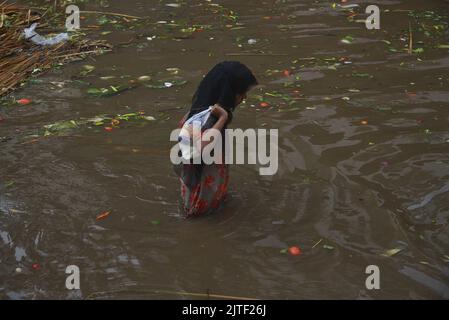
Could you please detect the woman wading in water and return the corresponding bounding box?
[176,61,257,217]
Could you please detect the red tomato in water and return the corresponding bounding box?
[104,127,113,132]
[259,102,270,107]
[17,98,32,105]
[288,246,302,256]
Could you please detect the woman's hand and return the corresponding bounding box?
[210,104,229,132]
[200,104,229,150]
[211,104,228,122]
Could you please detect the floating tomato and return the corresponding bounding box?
[104,126,113,132]
[260,102,270,107]
[17,98,31,105]
[288,246,302,256]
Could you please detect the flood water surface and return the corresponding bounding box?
[1,0,449,299]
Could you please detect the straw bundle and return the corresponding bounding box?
[0,1,111,96]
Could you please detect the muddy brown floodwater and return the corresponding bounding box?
[1,0,449,299]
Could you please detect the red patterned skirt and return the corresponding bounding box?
[180,163,229,217]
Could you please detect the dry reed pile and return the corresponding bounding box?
[0,1,111,97]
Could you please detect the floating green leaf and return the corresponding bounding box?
[341,35,354,44]
[381,248,403,257]
[39,112,155,136]
[87,85,136,97]
[352,72,374,78]
[81,65,95,76]
[5,181,15,188]
[97,15,110,25]
[43,120,78,133]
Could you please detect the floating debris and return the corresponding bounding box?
[40,112,155,136]
[23,23,69,46]
[312,239,323,248]
[17,98,32,105]
[166,68,180,75]
[341,35,354,44]
[381,248,403,257]
[145,79,187,89]
[4,181,15,188]
[87,84,137,97]
[80,65,96,76]
[99,76,116,80]
[137,75,152,82]
[165,3,181,8]
[352,72,374,79]
[96,211,111,220]
[339,4,359,9]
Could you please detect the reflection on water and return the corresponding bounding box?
[1,0,449,299]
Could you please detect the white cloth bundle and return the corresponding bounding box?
[178,106,212,161]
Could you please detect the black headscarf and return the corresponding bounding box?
[188,61,258,121]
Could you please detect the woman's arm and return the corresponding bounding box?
[201,104,228,149]
[209,104,228,131]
